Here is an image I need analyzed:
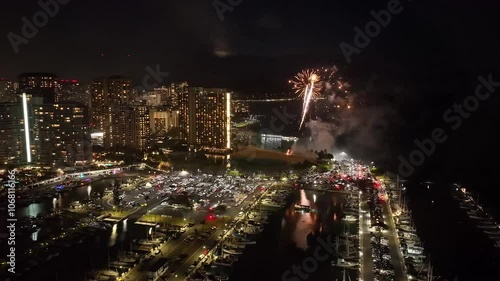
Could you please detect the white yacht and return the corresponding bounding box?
[260,199,283,208]
[222,244,242,255]
[477,223,500,230]
[484,230,500,236]
[488,234,500,240]
[233,237,257,245]
[224,239,246,249]
[342,215,358,222]
[248,211,268,220]
[244,225,264,235]
[331,258,359,268]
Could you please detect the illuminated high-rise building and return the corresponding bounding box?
[144,83,186,107]
[104,105,132,149]
[102,105,150,151]
[0,79,14,102]
[150,106,179,135]
[131,105,150,151]
[31,102,92,165]
[0,102,25,164]
[18,73,58,103]
[167,82,188,107]
[91,76,132,107]
[179,87,231,150]
[0,98,91,165]
[56,79,88,105]
[150,87,170,106]
[90,76,133,142]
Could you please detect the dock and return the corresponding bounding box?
[135,221,157,226]
[103,217,122,223]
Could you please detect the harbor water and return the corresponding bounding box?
[229,189,355,281]
[12,177,151,281]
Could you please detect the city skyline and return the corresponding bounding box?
[1,2,500,281]
[0,73,239,166]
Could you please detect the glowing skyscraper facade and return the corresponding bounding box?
[179,87,231,150]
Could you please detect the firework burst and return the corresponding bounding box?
[289,69,324,129]
[290,66,354,130]
[289,69,323,98]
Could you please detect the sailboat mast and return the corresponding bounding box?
[336,235,339,253]
[346,235,349,256]
[130,229,132,251]
[426,258,433,281]
[107,245,110,270]
[398,177,402,204]
[429,264,433,281]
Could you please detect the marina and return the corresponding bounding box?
[2,160,494,281]
[452,186,500,248]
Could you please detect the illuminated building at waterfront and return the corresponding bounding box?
[179,87,231,150]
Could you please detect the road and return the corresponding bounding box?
[380,194,407,281]
[122,223,196,281]
[25,163,162,188]
[122,208,226,281]
[360,191,374,281]
[168,187,269,281]
[165,220,226,281]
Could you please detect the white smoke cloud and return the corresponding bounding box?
[290,73,404,162]
[291,119,336,157]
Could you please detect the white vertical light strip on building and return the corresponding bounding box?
[226,92,231,149]
[22,93,32,163]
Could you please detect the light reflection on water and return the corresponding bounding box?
[299,189,311,206]
[282,189,345,250]
[109,223,118,247]
[18,178,118,217]
[21,203,45,218]
[32,227,40,241]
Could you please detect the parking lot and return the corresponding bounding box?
[121,181,267,281]
[115,172,255,212]
[297,163,359,193]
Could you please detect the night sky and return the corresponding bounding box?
[2,0,500,186]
